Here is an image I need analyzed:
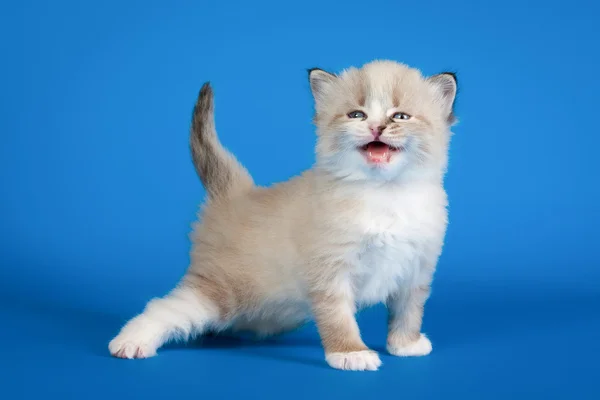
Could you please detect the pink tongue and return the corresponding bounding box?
[366,143,390,163]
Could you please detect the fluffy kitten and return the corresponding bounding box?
[109,60,458,371]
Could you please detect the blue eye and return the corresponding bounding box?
[347,110,367,119]
[392,112,411,120]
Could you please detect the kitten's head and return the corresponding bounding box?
[309,60,457,183]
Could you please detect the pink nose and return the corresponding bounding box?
[370,126,385,138]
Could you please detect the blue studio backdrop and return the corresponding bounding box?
[1,0,599,399]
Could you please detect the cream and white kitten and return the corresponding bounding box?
[109,60,458,371]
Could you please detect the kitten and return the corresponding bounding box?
[108,60,458,371]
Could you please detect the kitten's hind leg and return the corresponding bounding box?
[109,286,220,359]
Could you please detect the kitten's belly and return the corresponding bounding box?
[231,297,311,335]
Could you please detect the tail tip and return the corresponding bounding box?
[194,81,214,118]
[199,81,213,98]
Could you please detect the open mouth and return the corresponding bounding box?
[358,141,402,164]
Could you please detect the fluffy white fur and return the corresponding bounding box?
[326,350,382,371]
[109,60,458,371]
[387,334,433,357]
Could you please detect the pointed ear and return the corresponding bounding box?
[427,72,458,124]
[308,68,338,104]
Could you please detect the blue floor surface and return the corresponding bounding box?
[2,279,598,399]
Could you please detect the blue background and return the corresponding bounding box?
[1,0,599,398]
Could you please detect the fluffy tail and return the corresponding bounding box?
[190,83,254,200]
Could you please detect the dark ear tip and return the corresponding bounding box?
[307,68,327,79]
[440,71,458,85]
[307,68,338,80]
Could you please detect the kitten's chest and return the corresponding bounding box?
[347,186,447,304]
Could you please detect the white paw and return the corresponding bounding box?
[109,335,158,359]
[108,320,160,359]
[325,350,382,371]
[387,333,432,357]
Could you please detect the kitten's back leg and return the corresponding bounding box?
[109,286,220,359]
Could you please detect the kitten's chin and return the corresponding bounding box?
[358,141,402,165]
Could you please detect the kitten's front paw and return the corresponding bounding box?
[109,333,158,359]
[325,350,381,371]
[387,333,432,357]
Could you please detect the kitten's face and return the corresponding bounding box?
[309,60,457,183]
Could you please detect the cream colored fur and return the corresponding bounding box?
[109,60,458,371]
